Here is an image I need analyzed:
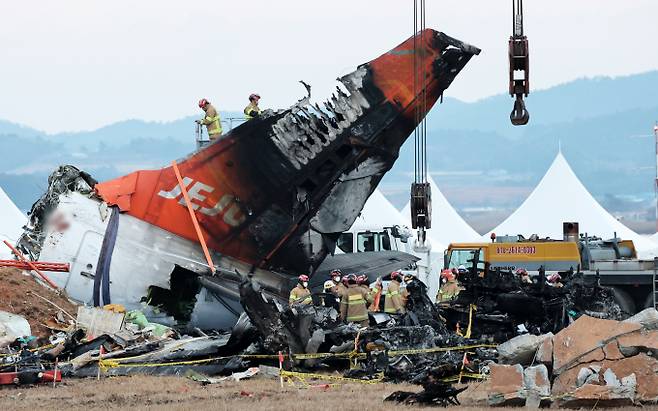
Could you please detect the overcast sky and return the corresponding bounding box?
[1,0,657,133]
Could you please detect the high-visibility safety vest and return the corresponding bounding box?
[340,285,370,323]
[243,103,261,120]
[201,104,223,136]
[384,281,404,314]
[437,282,460,303]
[289,285,312,305]
[205,115,222,135]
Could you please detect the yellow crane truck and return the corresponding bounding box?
[444,223,657,314]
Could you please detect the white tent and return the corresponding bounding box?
[0,186,26,259]
[401,174,481,247]
[650,232,658,243]
[488,152,658,256]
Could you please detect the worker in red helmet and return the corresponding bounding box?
[436,269,461,304]
[384,271,405,314]
[196,98,222,141]
[356,274,368,289]
[516,268,533,284]
[340,274,372,327]
[289,274,312,305]
[243,93,261,120]
[547,273,564,288]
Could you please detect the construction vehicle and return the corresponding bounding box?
[444,222,657,314]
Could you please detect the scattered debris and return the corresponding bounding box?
[0,310,31,346]
[0,268,79,340]
[185,367,259,384]
[76,306,124,337]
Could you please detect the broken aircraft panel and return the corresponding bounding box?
[18,29,480,330]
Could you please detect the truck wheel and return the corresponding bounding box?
[612,287,636,316]
[643,292,656,310]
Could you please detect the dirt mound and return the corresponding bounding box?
[0,267,79,340]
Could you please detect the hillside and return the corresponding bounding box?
[1,72,656,221]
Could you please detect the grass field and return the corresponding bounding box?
[2,374,657,410]
[0,375,482,411]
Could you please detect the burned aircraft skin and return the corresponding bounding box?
[18,29,480,329]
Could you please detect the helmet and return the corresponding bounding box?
[441,269,455,282]
[403,273,414,281]
[298,274,309,282]
[547,273,561,283]
[357,274,367,284]
[330,269,342,278]
[341,275,349,285]
[198,98,209,108]
[457,265,467,274]
[249,93,261,101]
[323,280,335,291]
[390,271,402,281]
[347,274,358,284]
[515,268,528,276]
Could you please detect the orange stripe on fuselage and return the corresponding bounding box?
[369,29,443,114]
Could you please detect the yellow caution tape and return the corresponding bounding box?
[442,372,488,383]
[464,304,477,339]
[94,343,496,374]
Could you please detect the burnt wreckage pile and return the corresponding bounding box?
[440,268,624,341]
[0,270,645,409]
[239,278,497,401]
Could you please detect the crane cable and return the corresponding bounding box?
[410,0,431,242]
[413,0,427,187]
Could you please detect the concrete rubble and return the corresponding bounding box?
[488,308,658,407]
[497,333,553,365]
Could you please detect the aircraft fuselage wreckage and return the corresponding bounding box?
[18,29,480,329]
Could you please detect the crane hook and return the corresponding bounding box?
[510,95,530,126]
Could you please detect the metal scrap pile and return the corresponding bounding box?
[238,279,497,393]
[440,269,624,342]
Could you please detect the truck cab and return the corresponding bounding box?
[444,238,581,274]
[335,225,411,254]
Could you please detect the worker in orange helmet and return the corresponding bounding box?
[289,274,313,305]
[196,98,222,141]
[243,93,261,120]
